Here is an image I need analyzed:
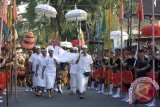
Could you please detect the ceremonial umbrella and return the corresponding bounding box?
[35,4,57,44]
[35,4,57,18]
[110,31,129,48]
[65,5,87,22]
[65,4,87,46]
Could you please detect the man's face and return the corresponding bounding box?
[48,50,53,56]
[138,52,144,59]
[35,48,41,54]
[82,48,88,55]
[42,50,47,56]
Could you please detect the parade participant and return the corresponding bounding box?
[134,49,150,78]
[110,49,121,98]
[42,46,58,98]
[76,45,93,99]
[29,45,42,93]
[35,48,47,96]
[25,50,33,92]
[104,50,114,96]
[121,48,135,102]
[145,49,160,107]
[69,47,78,95]
[0,47,7,103]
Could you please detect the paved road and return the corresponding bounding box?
[1,87,160,107]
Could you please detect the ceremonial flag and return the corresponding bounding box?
[14,29,18,40]
[107,9,111,29]
[13,0,18,21]
[8,4,13,29]
[85,24,89,41]
[5,24,10,39]
[136,0,144,21]
[80,27,85,44]
[0,0,8,24]
[102,11,107,33]
[96,12,100,37]
[52,31,59,48]
[119,0,124,21]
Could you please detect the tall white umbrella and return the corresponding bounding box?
[35,4,57,18]
[65,4,87,46]
[65,5,87,22]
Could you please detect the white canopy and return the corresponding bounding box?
[65,5,87,22]
[35,4,57,18]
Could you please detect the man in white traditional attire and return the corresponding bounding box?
[76,45,93,99]
[69,47,78,95]
[42,46,58,98]
[35,47,47,96]
[29,45,42,94]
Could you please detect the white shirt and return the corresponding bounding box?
[45,56,56,76]
[37,55,48,75]
[29,53,42,72]
[70,63,78,74]
[77,54,93,73]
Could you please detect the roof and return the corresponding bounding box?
[134,0,160,17]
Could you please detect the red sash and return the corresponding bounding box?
[111,72,121,87]
[122,71,133,84]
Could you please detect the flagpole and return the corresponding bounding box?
[107,0,111,95]
[138,20,141,51]
[120,0,124,97]
[129,0,133,47]
[13,0,18,102]
[152,0,157,106]
[0,1,4,55]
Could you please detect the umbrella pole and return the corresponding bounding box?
[151,0,156,105]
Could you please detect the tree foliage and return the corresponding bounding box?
[15,0,129,44]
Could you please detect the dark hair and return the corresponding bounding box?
[138,49,144,53]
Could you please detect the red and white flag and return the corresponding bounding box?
[136,0,144,21]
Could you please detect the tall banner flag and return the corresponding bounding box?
[136,0,144,21]
[96,12,101,37]
[85,23,89,41]
[102,11,107,33]
[13,0,18,21]
[119,0,124,21]
[8,4,13,29]
[0,0,8,23]
[107,9,111,29]
[80,27,85,44]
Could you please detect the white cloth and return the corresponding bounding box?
[45,56,56,76]
[36,55,48,87]
[70,63,78,74]
[45,75,56,89]
[45,56,57,89]
[29,53,42,87]
[29,53,42,72]
[37,75,45,87]
[77,72,89,93]
[53,46,79,63]
[70,74,78,93]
